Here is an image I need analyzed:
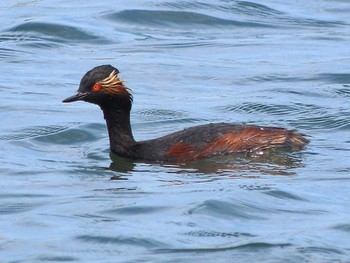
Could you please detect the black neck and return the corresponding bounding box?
[100,104,136,157]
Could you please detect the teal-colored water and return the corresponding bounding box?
[1,1,350,262]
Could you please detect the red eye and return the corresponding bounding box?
[92,83,101,92]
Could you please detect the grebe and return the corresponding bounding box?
[63,65,308,162]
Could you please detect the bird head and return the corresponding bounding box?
[63,65,132,111]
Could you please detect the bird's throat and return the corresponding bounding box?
[101,105,136,157]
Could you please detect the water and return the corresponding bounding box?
[1,0,350,262]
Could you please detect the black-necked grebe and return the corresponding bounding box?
[63,65,308,162]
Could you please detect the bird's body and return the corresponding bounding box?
[63,65,308,162]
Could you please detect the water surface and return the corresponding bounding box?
[1,0,350,262]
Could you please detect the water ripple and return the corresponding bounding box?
[157,242,291,253]
[217,101,350,131]
[103,10,274,29]
[263,190,306,201]
[334,87,350,98]
[318,73,350,84]
[4,21,107,47]
[188,200,267,220]
[297,246,344,256]
[103,205,169,215]
[157,1,346,28]
[0,201,44,215]
[0,47,32,60]
[76,235,167,249]
[333,224,350,233]
[134,109,186,122]
[0,125,69,141]
[0,123,104,145]
[33,127,100,144]
[219,102,326,116]
[290,114,350,131]
[183,230,256,238]
[36,256,78,262]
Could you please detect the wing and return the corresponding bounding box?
[163,124,308,162]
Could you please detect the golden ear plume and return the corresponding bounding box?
[99,70,124,88]
[98,70,132,100]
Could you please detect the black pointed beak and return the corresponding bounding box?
[62,92,90,103]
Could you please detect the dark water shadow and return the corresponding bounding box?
[103,10,275,29]
[4,21,109,47]
[108,149,306,179]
